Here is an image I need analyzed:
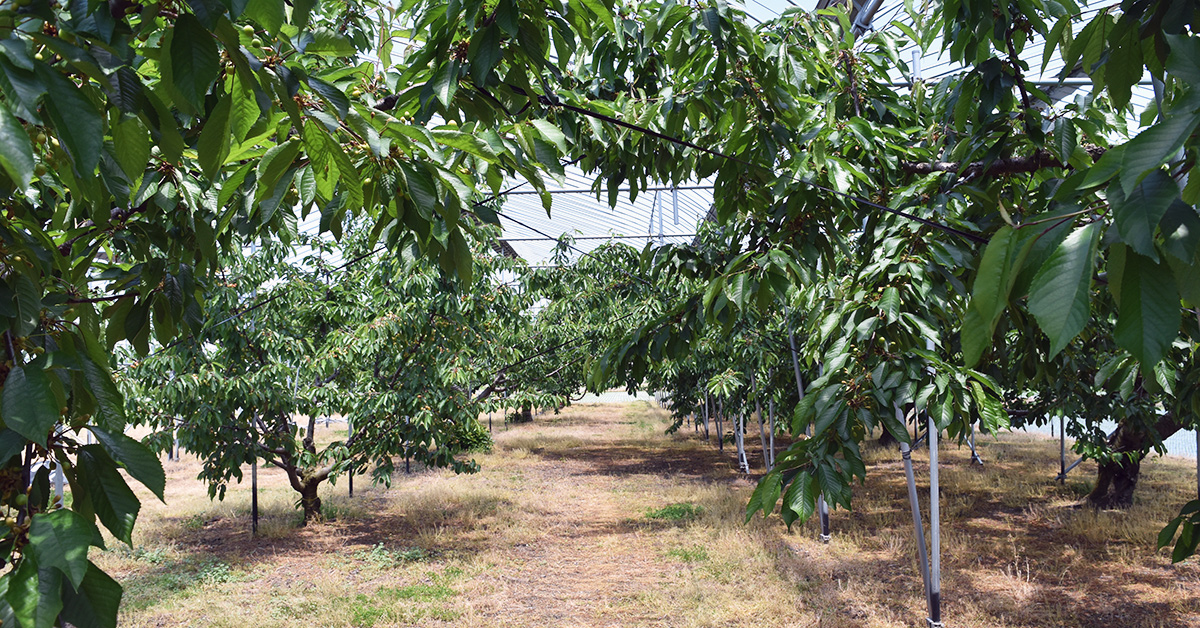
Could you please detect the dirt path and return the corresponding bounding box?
[107,401,1200,628]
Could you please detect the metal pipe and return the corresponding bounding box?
[851,0,885,32]
[768,399,776,469]
[502,184,714,195]
[897,403,932,612]
[886,77,1159,88]
[251,457,258,536]
[925,339,941,627]
[1059,414,1066,484]
[928,405,941,626]
[754,374,769,470]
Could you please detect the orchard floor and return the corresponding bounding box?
[101,402,1200,628]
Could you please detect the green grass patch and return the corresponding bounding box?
[666,545,709,563]
[353,543,430,569]
[646,503,702,521]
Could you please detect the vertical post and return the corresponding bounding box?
[52,461,64,508]
[347,416,353,498]
[672,186,679,226]
[784,302,830,540]
[926,340,942,627]
[1195,428,1199,501]
[753,374,769,470]
[251,456,258,536]
[703,393,710,441]
[717,399,724,453]
[1059,414,1067,484]
[768,399,776,469]
[816,364,830,542]
[172,425,178,461]
[488,411,492,434]
[897,403,932,616]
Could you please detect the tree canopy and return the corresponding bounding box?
[3,0,1200,624]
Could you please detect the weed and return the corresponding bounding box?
[383,582,455,601]
[353,543,430,568]
[108,545,170,564]
[667,545,709,563]
[646,502,703,521]
[197,561,250,585]
[182,514,206,530]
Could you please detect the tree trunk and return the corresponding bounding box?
[877,428,898,448]
[1087,413,1185,509]
[513,403,533,423]
[299,479,323,524]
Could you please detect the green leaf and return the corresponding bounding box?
[579,0,616,32]
[306,76,348,119]
[254,139,301,204]
[228,71,259,143]
[244,0,285,35]
[400,162,438,218]
[1172,521,1197,563]
[197,93,233,179]
[469,25,502,84]
[2,365,60,447]
[530,119,568,153]
[964,225,1036,365]
[88,428,165,501]
[0,103,33,189]
[878,287,901,324]
[431,129,496,160]
[1028,222,1100,357]
[1120,109,1200,193]
[27,510,92,589]
[1159,516,1183,549]
[1109,170,1178,261]
[168,14,220,111]
[1165,34,1200,84]
[700,8,722,49]
[1114,252,1181,370]
[12,272,41,337]
[304,30,357,57]
[59,560,122,628]
[780,471,816,528]
[35,64,103,176]
[431,60,459,108]
[111,115,150,182]
[6,560,62,628]
[1055,117,1077,163]
[78,351,125,432]
[76,444,140,545]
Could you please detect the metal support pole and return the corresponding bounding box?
[926,341,942,628]
[348,417,354,498]
[928,411,942,626]
[783,302,828,539]
[897,403,932,614]
[52,461,64,508]
[717,399,724,453]
[1059,414,1067,484]
[753,374,769,470]
[768,399,776,469]
[672,186,679,225]
[251,457,258,536]
[968,421,982,465]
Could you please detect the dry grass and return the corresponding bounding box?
[98,404,1200,628]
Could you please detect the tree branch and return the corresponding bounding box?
[900,146,1105,179]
